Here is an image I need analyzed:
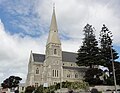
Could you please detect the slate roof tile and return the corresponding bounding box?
[32,51,77,62]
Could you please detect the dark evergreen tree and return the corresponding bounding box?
[99,24,119,74]
[1,76,22,92]
[84,68,103,85]
[76,24,100,68]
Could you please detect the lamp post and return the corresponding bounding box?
[110,45,117,93]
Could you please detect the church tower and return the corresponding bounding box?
[26,5,86,88]
[46,6,61,58]
[43,6,63,85]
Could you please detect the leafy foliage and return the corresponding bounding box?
[91,88,99,93]
[62,81,89,90]
[25,86,35,93]
[1,76,22,89]
[34,81,89,93]
[35,85,55,93]
[76,24,100,68]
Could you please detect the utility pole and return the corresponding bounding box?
[110,45,117,93]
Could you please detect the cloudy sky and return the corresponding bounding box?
[0,0,120,83]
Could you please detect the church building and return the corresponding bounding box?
[26,7,86,87]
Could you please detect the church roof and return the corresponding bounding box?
[32,51,77,62]
[33,53,45,62]
[62,51,77,62]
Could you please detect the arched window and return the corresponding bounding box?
[54,49,57,54]
[35,83,39,88]
[36,68,39,74]
[67,74,70,78]
[22,87,24,90]
[53,70,54,77]
[55,70,56,77]
[53,70,59,77]
[57,70,58,77]
[75,73,78,78]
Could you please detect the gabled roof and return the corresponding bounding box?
[32,51,77,63]
[62,51,77,62]
[33,53,45,62]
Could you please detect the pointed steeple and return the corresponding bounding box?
[47,6,61,45]
[50,4,58,31]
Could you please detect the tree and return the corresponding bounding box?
[76,24,100,68]
[99,24,119,85]
[84,68,103,85]
[25,86,35,93]
[99,24,119,74]
[1,76,22,92]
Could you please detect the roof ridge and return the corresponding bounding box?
[32,53,45,55]
[62,51,77,54]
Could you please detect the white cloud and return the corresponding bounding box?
[36,0,120,46]
[0,19,47,83]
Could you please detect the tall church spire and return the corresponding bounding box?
[47,5,61,45]
[50,3,57,31]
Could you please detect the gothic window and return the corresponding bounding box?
[53,70,59,77]
[55,70,56,77]
[57,70,58,77]
[22,87,24,90]
[67,74,70,78]
[54,49,57,54]
[53,70,54,77]
[36,68,39,74]
[35,83,38,88]
[75,73,78,78]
